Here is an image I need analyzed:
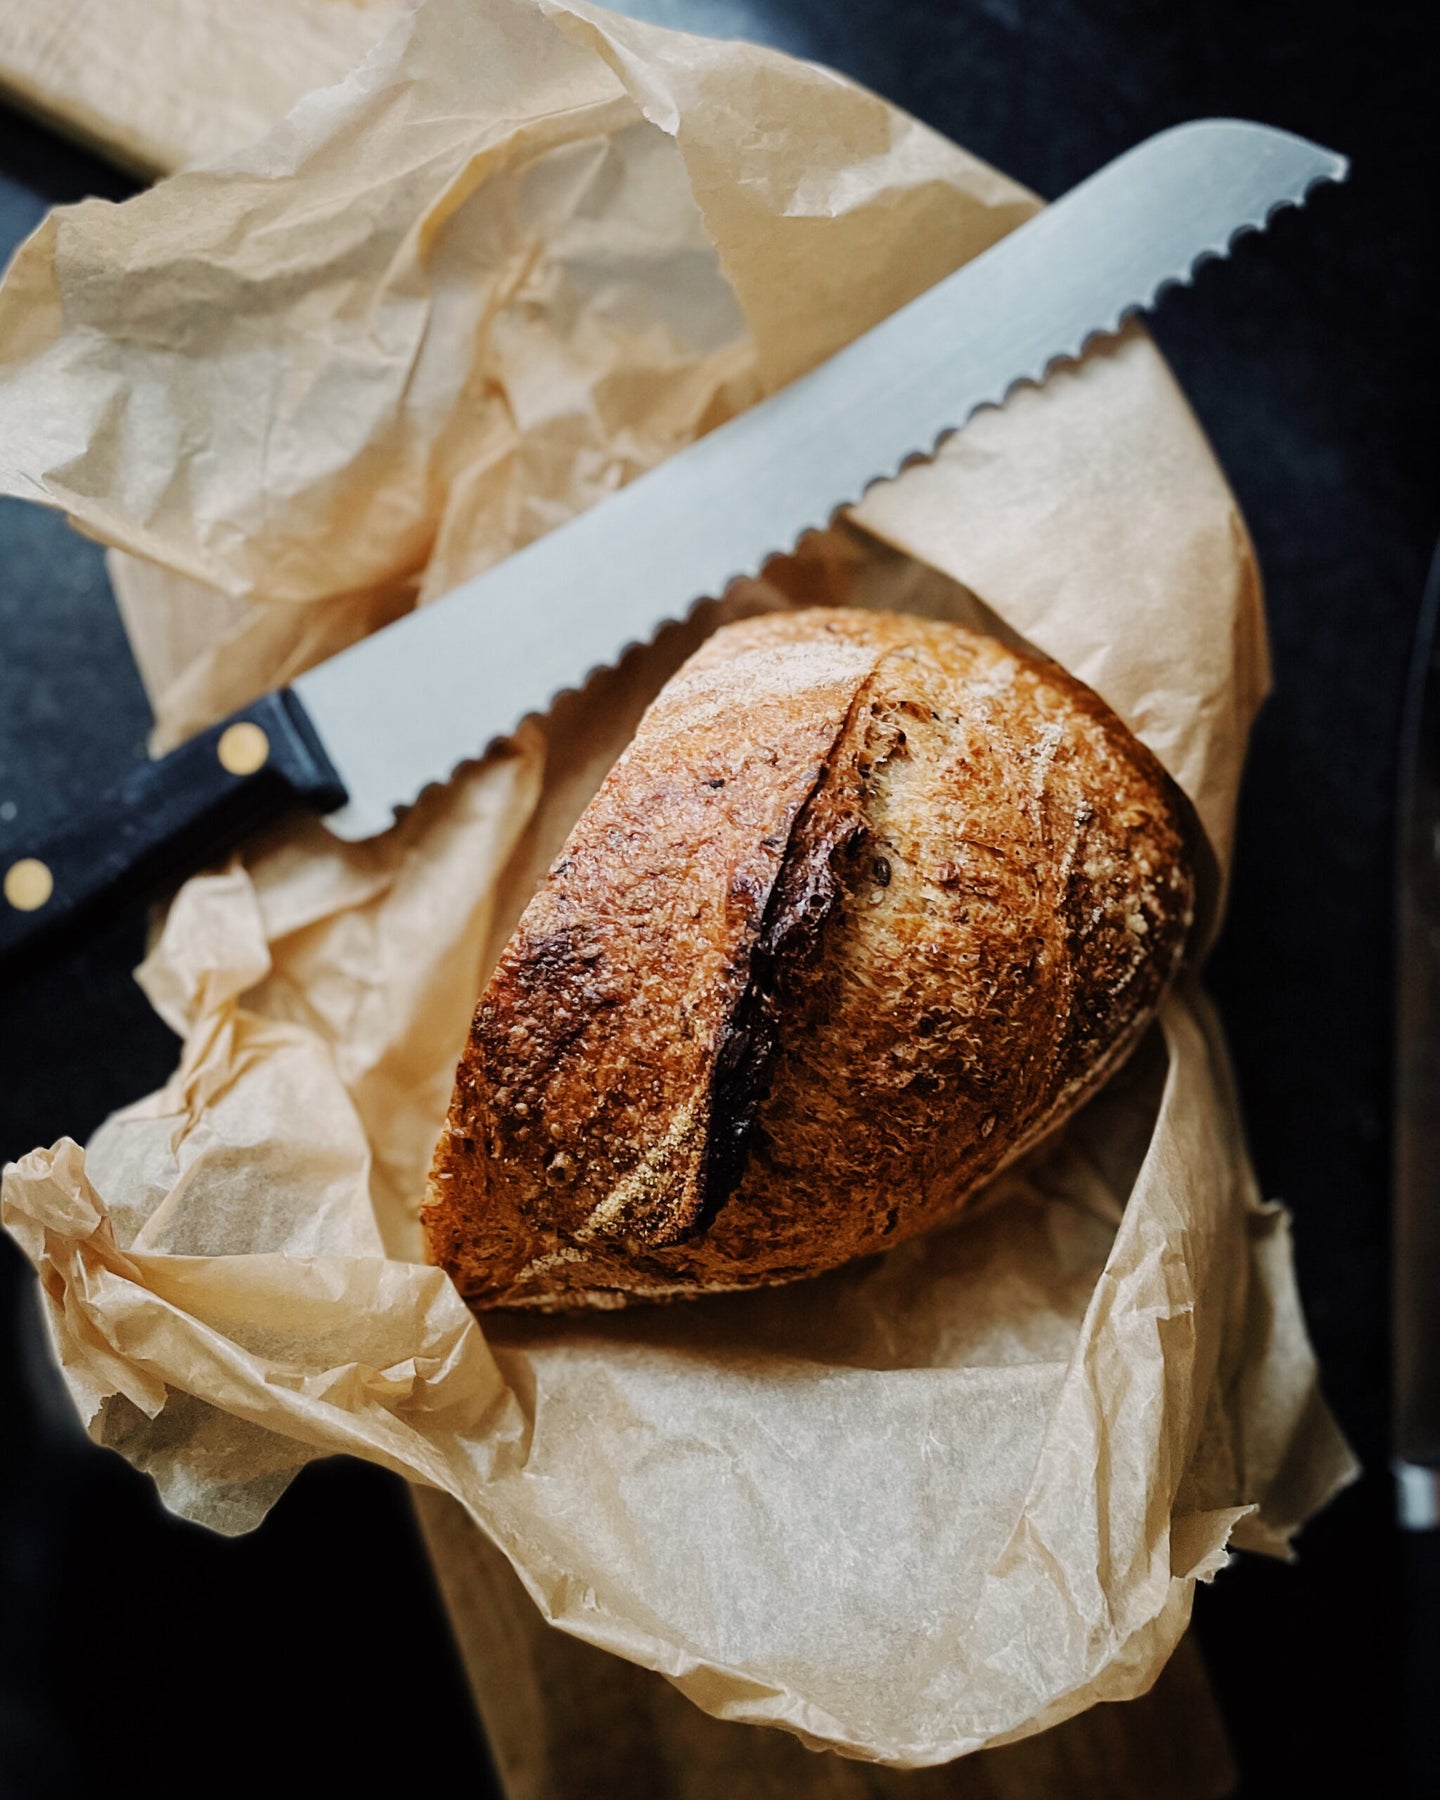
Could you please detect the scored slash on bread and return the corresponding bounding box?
[425,609,1195,1310]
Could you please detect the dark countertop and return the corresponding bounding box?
[1,3,1433,1794]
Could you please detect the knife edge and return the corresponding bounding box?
[296,119,1347,843]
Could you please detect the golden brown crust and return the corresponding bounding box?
[425,609,1194,1309]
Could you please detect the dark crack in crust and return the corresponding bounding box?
[700,701,872,1230]
[424,609,1195,1310]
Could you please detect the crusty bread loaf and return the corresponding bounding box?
[425,608,1194,1310]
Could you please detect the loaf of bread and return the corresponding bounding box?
[425,608,1194,1310]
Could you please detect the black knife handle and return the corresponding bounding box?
[0,689,346,973]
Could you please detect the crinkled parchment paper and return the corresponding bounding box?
[0,0,1355,1765]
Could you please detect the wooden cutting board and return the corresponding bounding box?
[0,6,1237,1794]
[414,1489,1236,1800]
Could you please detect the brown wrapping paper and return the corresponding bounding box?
[0,0,398,180]
[0,0,1355,1765]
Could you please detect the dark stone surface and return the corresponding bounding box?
[1,2,1434,1794]
[0,104,498,1800]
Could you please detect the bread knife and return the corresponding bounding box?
[0,118,1345,966]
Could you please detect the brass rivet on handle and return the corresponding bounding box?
[217,721,270,776]
[4,857,54,912]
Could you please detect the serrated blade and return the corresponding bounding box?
[297,118,1345,841]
